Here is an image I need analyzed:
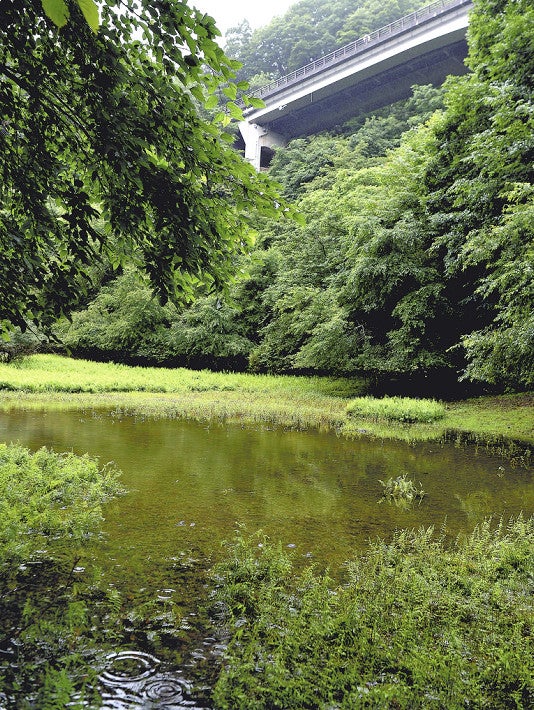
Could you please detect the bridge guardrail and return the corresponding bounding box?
[243,0,471,108]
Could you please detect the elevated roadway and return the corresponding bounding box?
[238,0,472,168]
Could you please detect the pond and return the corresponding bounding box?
[1,409,532,708]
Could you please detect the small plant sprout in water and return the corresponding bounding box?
[379,473,426,509]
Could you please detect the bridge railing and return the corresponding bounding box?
[245,0,471,105]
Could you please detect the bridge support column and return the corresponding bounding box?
[238,122,286,170]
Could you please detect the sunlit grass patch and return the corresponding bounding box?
[0,354,364,398]
[346,395,445,423]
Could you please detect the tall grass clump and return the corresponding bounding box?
[346,395,445,423]
[211,519,533,709]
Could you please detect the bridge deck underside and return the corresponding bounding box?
[262,40,468,139]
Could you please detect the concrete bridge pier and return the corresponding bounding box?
[238,122,286,170]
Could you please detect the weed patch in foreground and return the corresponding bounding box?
[0,444,124,707]
[346,395,445,423]
[211,520,534,709]
[0,443,123,562]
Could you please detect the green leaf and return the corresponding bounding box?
[247,97,265,109]
[227,102,244,121]
[189,85,205,103]
[41,0,69,28]
[204,94,219,110]
[222,85,237,101]
[77,0,100,32]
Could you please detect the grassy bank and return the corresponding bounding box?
[0,355,532,446]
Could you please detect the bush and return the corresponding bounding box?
[0,444,124,706]
[211,520,534,709]
[346,395,445,423]
[0,327,48,363]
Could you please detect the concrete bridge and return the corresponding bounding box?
[238,0,472,169]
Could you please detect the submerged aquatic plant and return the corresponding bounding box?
[379,473,426,508]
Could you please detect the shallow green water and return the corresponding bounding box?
[2,409,533,577]
[1,409,532,707]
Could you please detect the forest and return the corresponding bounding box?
[2,0,533,395]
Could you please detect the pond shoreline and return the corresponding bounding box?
[1,391,532,466]
[0,355,532,458]
[1,357,532,709]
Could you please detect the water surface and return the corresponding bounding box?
[1,409,532,707]
[2,409,532,575]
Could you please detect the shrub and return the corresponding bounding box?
[212,519,534,709]
[0,327,48,363]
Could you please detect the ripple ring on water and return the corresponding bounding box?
[100,650,160,686]
[144,675,188,703]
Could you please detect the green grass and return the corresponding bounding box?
[346,395,445,423]
[211,520,534,709]
[0,354,363,397]
[0,355,532,446]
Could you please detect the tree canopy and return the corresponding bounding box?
[44,0,534,391]
[225,0,431,81]
[0,0,283,336]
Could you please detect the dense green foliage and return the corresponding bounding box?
[0,0,284,336]
[212,521,534,708]
[424,0,534,388]
[41,0,100,31]
[55,267,255,369]
[0,443,123,707]
[229,0,532,390]
[26,0,534,392]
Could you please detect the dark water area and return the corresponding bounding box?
[1,409,532,707]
